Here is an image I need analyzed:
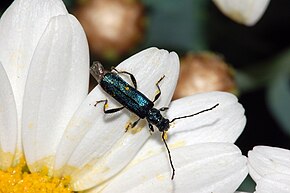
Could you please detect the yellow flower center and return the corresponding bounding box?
[0,159,73,193]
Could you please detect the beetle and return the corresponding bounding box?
[90,61,219,180]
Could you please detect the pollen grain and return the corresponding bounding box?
[0,159,73,193]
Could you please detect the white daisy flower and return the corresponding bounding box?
[0,0,89,191]
[248,146,290,193]
[212,0,271,26]
[0,0,248,192]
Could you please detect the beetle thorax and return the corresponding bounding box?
[146,108,170,132]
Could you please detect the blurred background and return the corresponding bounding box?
[1,0,289,191]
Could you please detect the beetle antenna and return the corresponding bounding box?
[170,103,219,123]
[162,131,175,180]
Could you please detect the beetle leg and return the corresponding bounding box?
[153,75,165,103]
[131,118,141,128]
[125,118,141,132]
[148,123,154,133]
[159,107,169,111]
[95,99,124,114]
[112,68,137,89]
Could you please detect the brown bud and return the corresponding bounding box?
[173,52,237,100]
[74,0,145,60]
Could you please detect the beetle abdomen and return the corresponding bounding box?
[100,72,154,118]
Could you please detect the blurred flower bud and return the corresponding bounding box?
[173,53,237,100]
[74,0,145,60]
[212,0,270,26]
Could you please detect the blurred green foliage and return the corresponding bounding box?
[238,175,256,193]
[267,63,290,136]
[141,0,209,51]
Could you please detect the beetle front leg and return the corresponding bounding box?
[148,123,154,133]
[125,118,141,132]
[159,107,169,111]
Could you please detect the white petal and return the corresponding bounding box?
[212,0,270,26]
[248,146,290,182]
[54,47,180,190]
[0,62,17,169]
[255,173,290,193]
[89,143,247,193]
[0,0,68,157]
[22,14,89,173]
[168,91,245,143]
[131,91,246,163]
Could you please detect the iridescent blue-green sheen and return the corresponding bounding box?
[100,72,154,118]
